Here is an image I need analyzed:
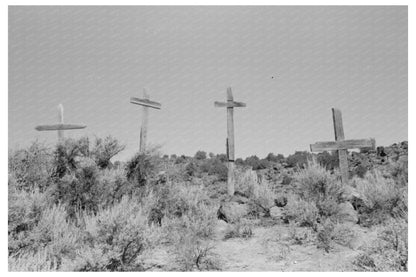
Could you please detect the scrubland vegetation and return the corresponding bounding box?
[8,137,408,271]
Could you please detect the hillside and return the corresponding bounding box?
[8,137,408,271]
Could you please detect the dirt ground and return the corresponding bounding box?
[140,220,378,272]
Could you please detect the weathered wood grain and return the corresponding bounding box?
[332,108,349,184]
[130,97,162,109]
[214,87,246,196]
[139,91,149,153]
[214,101,246,108]
[310,139,375,152]
[35,124,86,131]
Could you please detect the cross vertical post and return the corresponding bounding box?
[57,104,64,141]
[130,89,162,153]
[310,108,376,184]
[332,108,349,184]
[35,104,86,141]
[139,91,149,153]
[215,87,246,196]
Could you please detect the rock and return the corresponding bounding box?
[217,202,249,223]
[270,206,283,219]
[230,193,250,204]
[338,202,359,224]
[274,195,288,207]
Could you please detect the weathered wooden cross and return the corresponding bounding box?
[310,108,375,184]
[215,87,246,196]
[35,104,86,141]
[130,89,161,153]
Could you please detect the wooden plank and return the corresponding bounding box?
[310,139,375,152]
[214,101,246,108]
[57,104,64,140]
[332,108,349,184]
[35,124,86,131]
[227,89,235,161]
[130,97,161,109]
[139,91,149,153]
[227,161,235,196]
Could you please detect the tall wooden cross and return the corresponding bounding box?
[35,104,86,141]
[130,89,161,153]
[215,87,246,196]
[310,108,375,184]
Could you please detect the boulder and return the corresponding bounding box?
[217,202,249,223]
[338,202,359,224]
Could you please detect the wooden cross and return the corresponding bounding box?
[35,104,86,141]
[310,108,375,184]
[130,89,161,153]
[215,87,246,196]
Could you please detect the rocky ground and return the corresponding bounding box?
[140,219,378,271]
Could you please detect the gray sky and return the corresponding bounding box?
[9,6,407,161]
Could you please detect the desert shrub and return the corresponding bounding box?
[158,184,219,271]
[293,162,345,219]
[352,169,407,226]
[8,188,49,256]
[153,182,216,239]
[79,197,153,271]
[286,151,312,168]
[354,218,408,271]
[173,233,220,271]
[9,204,83,271]
[283,193,319,228]
[200,158,228,181]
[90,136,125,169]
[332,223,358,248]
[48,157,101,216]
[224,220,253,240]
[9,248,60,271]
[244,155,269,170]
[125,152,158,188]
[97,168,133,208]
[316,219,335,252]
[194,150,207,160]
[235,169,276,209]
[317,151,339,171]
[185,161,199,179]
[8,141,53,191]
[52,137,90,178]
[288,222,314,245]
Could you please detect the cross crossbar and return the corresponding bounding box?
[35,124,86,131]
[130,97,162,109]
[214,101,246,108]
[310,138,375,152]
[35,104,86,141]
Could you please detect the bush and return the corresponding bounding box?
[9,141,53,191]
[8,188,49,256]
[354,218,408,271]
[224,220,254,240]
[352,169,407,226]
[48,157,101,216]
[90,136,125,169]
[293,162,345,219]
[283,194,319,228]
[9,204,83,271]
[79,197,153,271]
[125,152,157,188]
[173,233,220,271]
[52,137,90,178]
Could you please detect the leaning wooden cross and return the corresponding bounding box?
[215,87,246,196]
[35,104,86,141]
[130,89,161,153]
[310,108,375,184]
